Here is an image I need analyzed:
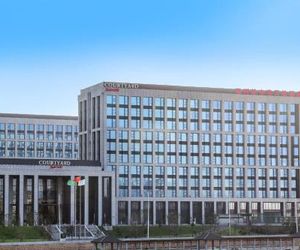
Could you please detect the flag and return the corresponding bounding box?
[78,179,86,186]
[67,180,76,186]
[74,176,81,183]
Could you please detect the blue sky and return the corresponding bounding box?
[1,0,300,115]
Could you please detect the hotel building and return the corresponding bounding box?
[0,113,115,227]
[0,158,114,226]
[0,113,79,160]
[78,82,300,225]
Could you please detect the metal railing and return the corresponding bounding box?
[44,224,63,241]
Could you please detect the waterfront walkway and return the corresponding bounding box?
[0,234,299,249]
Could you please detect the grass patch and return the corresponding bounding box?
[110,225,213,238]
[0,226,50,242]
[218,225,295,236]
[108,224,296,239]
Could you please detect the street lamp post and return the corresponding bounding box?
[147,191,150,238]
[228,192,231,236]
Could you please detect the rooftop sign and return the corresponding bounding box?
[104,83,139,92]
[236,88,300,97]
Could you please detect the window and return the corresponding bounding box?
[213,100,221,109]
[235,102,244,110]
[119,96,129,105]
[224,101,233,110]
[106,95,116,105]
[247,102,255,111]
[17,124,25,139]
[131,96,141,106]
[7,123,15,139]
[55,126,63,141]
[178,99,187,108]
[143,97,152,106]
[201,100,210,109]
[155,97,164,107]
[167,98,176,108]
[279,104,287,113]
[190,99,199,109]
[268,103,276,112]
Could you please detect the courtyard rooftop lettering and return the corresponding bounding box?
[103,82,139,89]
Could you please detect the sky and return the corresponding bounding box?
[1,0,300,115]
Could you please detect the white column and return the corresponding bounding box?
[111,176,116,225]
[57,177,63,225]
[177,201,180,225]
[190,201,193,224]
[19,175,24,226]
[4,175,9,226]
[214,201,217,215]
[202,202,205,224]
[84,176,89,225]
[283,202,286,218]
[98,176,102,225]
[153,201,156,225]
[255,168,259,200]
[141,200,144,224]
[33,175,39,225]
[248,202,252,215]
[70,175,75,225]
[260,202,264,222]
[128,200,131,224]
[165,201,169,225]
[226,200,229,214]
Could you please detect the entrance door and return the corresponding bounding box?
[39,203,57,224]
[38,177,57,225]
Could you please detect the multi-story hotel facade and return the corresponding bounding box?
[0,113,79,160]
[0,114,114,226]
[79,82,300,225]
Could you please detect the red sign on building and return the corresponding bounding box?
[235,88,300,97]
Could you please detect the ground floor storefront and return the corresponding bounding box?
[117,199,300,225]
[0,159,115,226]
[1,159,300,227]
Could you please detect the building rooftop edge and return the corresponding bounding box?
[81,81,300,94]
[0,113,78,120]
[80,81,238,93]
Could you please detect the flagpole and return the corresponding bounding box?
[296,199,298,233]
[228,192,231,236]
[79,182,82,239]
[75,177,85,239]
[74,181,77,239]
